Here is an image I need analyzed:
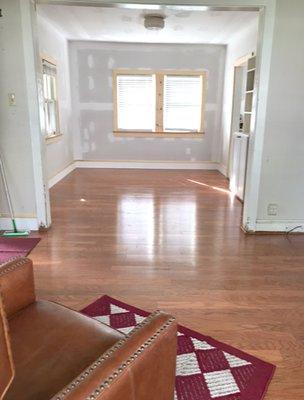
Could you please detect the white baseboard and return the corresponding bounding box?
[255,220,304,233]
[0,217,39,231]
[48,160,224,188]
[74,160,220,170]
[217,163,228,176]
[48,162,76,188]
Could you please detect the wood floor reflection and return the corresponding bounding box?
[31,169,304,400]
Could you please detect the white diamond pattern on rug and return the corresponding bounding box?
[110,304,129,314]
[191,337,215,351]
[204,369,240,398]
[94,315,110,325]
[223,352,251,368]
[118,326,136,335]
[82,296,275,400]
[135,314,146,324]
[176,353,201,376]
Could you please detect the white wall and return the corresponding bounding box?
[37,16,73,180]
[256,0,304,230]
[0,0,37,219]
[69,41,226,166]
[0,0,50,230]
[221,18,258,176]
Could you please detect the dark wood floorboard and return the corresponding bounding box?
[31,169,304,399]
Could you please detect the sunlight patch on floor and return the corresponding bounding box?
[187,179,234,196]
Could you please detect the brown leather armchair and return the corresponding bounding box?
[0,258,177,400]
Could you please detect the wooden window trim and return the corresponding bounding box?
[112,69,207,138]
[45,133,63,144]
[113,131,204,138]
[41,54,62,141]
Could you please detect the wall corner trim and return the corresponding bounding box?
[217,163,228,177]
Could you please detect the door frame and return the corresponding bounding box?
[21,0,52,229]
[31,0,276,232]
[227,53,253,181]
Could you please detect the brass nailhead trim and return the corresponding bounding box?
[0,257,29,275]
[85,316,176,400]
[53,311,175,400]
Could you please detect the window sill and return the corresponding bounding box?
[113,131,204,138]
[45,133,63,144]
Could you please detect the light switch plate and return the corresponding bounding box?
[8,93,16,106]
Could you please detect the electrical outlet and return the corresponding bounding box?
[267,203,278,216]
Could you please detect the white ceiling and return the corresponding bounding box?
[37,5,259,45]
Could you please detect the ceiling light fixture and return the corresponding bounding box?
[144,14,165,31]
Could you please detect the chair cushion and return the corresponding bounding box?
[6,300,123,400]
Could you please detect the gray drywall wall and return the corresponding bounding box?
[37,16,73,179]
[69,41,226,163]
[257,0,304,222]
[0,0,37,217]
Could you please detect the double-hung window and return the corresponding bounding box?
[113,70,206,137]
[42,58,60,139]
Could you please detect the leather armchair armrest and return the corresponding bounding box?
[0,295,15,400]
[0,258,36,318]
[53,311,177,400]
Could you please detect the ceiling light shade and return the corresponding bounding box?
[144,15,165,30]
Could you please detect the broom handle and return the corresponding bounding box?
[0,154,15,223]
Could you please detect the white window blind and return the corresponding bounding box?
[164,75,203,132]
[116,75,155,131]
[42,60,59,137]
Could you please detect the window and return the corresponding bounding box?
[116,74,155,131]
[42,58,60,139]
[164,75,203,132]
[113,70,206,137]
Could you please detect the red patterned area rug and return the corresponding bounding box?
[82,295,275,400]
[0,237,41,264]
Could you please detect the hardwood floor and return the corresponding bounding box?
[31,169,304,399]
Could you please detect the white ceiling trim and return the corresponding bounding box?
[37,1,260,12]
[37,4,259,44]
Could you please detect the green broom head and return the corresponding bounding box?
[2,230,29,237]
[2,218,29,236]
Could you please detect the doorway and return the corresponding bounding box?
[31,1,272,233]
[228,53,256,203]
